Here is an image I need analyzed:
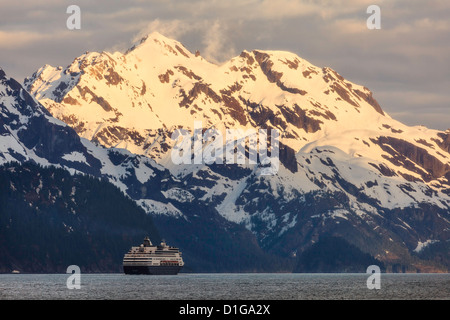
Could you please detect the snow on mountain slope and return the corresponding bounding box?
[24,33,381,151]
[24,32,449,181]
[22,33,450,271]
[24,32,450,204]
[0,67,184,218]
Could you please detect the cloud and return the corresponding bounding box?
[131,19,193,43]
[330,18,370,35]
[165,0,386,21]
[389,111,450,130]
[0,1,448,130]
[0,31,51,49]
[129,18,238,64]
[201,20,237,64]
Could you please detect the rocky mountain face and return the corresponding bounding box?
[0,161,160,273]
[0,67,290,272]
[2,32,450,272]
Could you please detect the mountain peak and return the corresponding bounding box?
[125,32,192,59]
[134,31,169,45]
[146,31,171,41]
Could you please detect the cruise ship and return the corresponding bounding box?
[123,237,184,275]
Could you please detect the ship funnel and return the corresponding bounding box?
[143,236,152,247]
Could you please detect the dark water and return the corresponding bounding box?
[0,273,448,300]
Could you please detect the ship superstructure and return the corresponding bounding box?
[123,237,184,275]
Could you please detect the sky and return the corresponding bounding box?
[0,0,449,130]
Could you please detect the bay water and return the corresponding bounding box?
[0,273,448,300]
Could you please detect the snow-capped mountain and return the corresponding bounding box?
[7,63,247,223]
[0,67,285,272]
[0,66,175,211]
[16,32,450,271]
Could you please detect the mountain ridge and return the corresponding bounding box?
[1,32,449,272]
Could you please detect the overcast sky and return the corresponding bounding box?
[1,0,449,130]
